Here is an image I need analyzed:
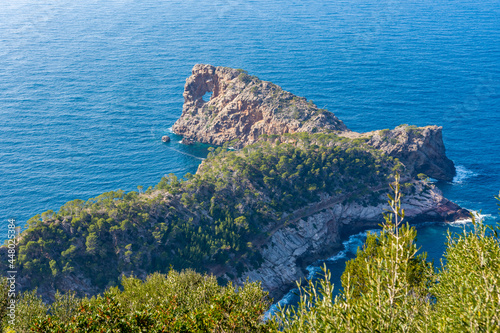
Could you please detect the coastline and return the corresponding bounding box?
[1,65,472,305]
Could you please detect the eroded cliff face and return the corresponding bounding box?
[235,182,468,300]
[172,64,347,148]
[337,125,456,181]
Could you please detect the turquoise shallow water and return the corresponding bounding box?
[1,0,499,303]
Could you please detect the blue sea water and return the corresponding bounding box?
[1,0,499,304]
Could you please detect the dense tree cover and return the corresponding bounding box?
[1,269,274,332]
[2,180,499,332]
[274,182,500,332]
[0,132,402,298]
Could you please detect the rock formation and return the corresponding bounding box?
[366,125,456,181]
[339,125,456,181]
[173,64,456,181]
[172,64,347,148]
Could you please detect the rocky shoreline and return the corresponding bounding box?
[235,181,468,300]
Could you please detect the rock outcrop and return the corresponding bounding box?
[172,64,347,148]
[366,125,456,181]
[338,125,456,181]
[236,181,468,300]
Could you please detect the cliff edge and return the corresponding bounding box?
[339,125,456,181]
[238,181,467,299]
[367,125,455,181]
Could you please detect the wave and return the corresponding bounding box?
[306,265,323,280]
[304,231,374,280]
[266,228,380,319]
[453,165,477,184]
[325,229,379,263]
[449,211,492,226]
[264,287,300,320]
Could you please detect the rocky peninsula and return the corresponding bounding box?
[2,65,468,303]
[172,64,466,298]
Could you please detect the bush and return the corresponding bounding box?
[238,73,252,84]
[431,220,500,331]
[4,269,274,332]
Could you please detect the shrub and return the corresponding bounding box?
[238,73,252,84]
[5,269,275,332]
[431,219,500,331]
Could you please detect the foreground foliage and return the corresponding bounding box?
[2,269,273,332]
[274,183,500,332]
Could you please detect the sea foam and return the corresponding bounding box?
[453,165,478,184]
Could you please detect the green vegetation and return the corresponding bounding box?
[236,69,260,86]
[379,125,423,145]
[379,128,391,135]
[238,72,252,84]
[1,269,273,332]
[0,133,401,299]
[396,124,423,137]
[417,173,429,181]
[2,179,499,332]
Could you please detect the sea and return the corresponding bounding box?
[1,0,499,309]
